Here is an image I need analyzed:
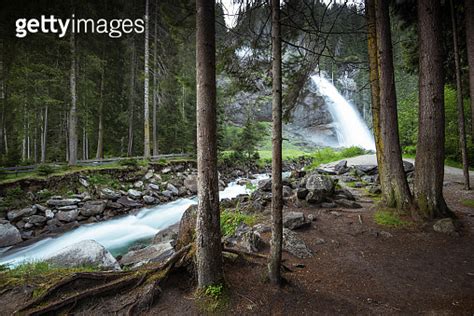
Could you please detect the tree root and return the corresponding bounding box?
[16,244,192,315]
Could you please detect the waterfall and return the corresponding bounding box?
[311,73,376,150]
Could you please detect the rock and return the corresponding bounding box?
[368,185,382,194]
[175,205,197,250]
[361,175,376,184]
[106,200,123,209]
[143,195,156,204]
[45,209,55,219]
[127,189,143,199]
[148,183,160,191]
[433,218,456,235]
[403,160,415,173]
[153,223,179,244]
[296,188,309,199]
[99,188,121,200]
[161,167,172,174]
[334,160,349,174]
[24,223,34,229]
[335,199,362,209]
[81,200,106,217]
[133,181,144,189]
[45,240,120,271]
[117,196,143,208]
[79,177,89,187]
[166,183,179,196]
[283,212,311,230]
[34,204,47,212]
[315,167,336,175]
[144,169,154,180]
[257,179,272,192]
[7,207,36,222]
[306,190,324,204]
[0,223,22,247]
[307,214,317,221]
[57,205,78,211]
[26,215,47,225]
[315,237,326,244]
[239,230,265,252]
[283,228,312,258]
[282,186,292,198]
[305,174,334,194]
[178,186,187,196]
[56,209,79,222]
[321,202,337,208]
[120,241,174,268]
[354,165,378,175]
[47,198,81,207]
[253,223,271,233]
[184,175,198,193]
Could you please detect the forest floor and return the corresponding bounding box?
[1,160,473,315]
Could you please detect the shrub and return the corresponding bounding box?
[36,164,56,177]
[119,158,139,168]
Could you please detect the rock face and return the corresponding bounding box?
[0,223,22,247]
[283,212,311,230]
[45,240,121,270]
[175,205,197,250]
[283,228,312,258]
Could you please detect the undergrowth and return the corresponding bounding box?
[462,199,474,208]
[374,209,412,228]
[220,208,257,237]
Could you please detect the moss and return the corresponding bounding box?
[462,199,474,208]
[374,209,412,228]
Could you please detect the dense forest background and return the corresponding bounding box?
[0,0,472,167]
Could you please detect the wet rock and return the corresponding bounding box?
[120,241,174,268]
[47,198,81,207]
[184,174,198,193]
[153,223,179,244]
[45,240,120,271]
[56,209,79,222]
[175,205,197,250]
[166,183,179,196]
[433,218,457,235]
[7,207,36,222]
[117,196,143,208]
[283,211,311,230]
[0,223,22,247]
[99,188,121,201]
[80,200,106,217]
[127,189,143,199]
[283,228,312,258]
[143,195,156,204]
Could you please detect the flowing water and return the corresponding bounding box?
[311,73,376,150]
[0,174,269,267]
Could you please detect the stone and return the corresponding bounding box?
[0,223,22,247]
[56,209,79,222]
[24,223,34,229]
[153,223,179,244]
[315,167,336,175]
[79,177,89,187]
[161,167,172,174]
[334,160,349,174]
[283,212,311,230]
[57,205,78,211]
[257,179,272,192]
[282,186,292,198]
[321,202,337,208]
[47,198,81,207]
[239,230,265,252]
[143,195,156,204]
[80,200,106,217]
[144,169,154,180]
[45,209,55,219]
[354,165,378,175]
[335,199,362,209]
[161,190,173,199]
[184,174,198,193]
[117,196,143,208]
[134,181,144,189]
[283,228,312,259]
[368,185,382,195]
[253,223,271,233]
[305,174,334,195]
[45,240,120,271]
[127,189,143,199]
[296,188,309,199]
[26,215,47,225]
[34,204,47,212]
[433,218,457,235]
[166,183,179,195]
[7,207,36,222]
[120,241,174,268]
[99,188,121,201]
[175,205,197,250]
[361,175,376,184]
[307,214,317,221]
[403,160,415,173]
[306,190,324,204]
[106,201,123,209]
[148,183,160,191]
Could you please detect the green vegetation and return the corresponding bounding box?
[36,164,57,176]
[220,209,257,237]
[87,174,121,189]
[118,158,140,168]
[307,146,367,170]
[462,199,474,208]
[197,283,228,313]
[374,209,412,228]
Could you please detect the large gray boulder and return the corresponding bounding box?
[175,205,197,250]
[184,175,198,193]
[56,209,79,222]
[80,200,106,217]
[45,240,120,270]
[99,188,121,200]
[119,241,174,268]
[283,228,312,259]
[305,174,335,194]
[0,223,22,247]
[283,212,311,230]
[7,207,36,222]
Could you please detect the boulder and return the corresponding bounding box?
[282,186,292,198]
[184,175,198,193]
[127,189,143,199]
[57,205,78,211]
[305,174,334,195]
[80,200,106,217]
[283,212,311,230]
[433,218,457,235]
[133,181,144,189]
[34,204,47,212]
[0,223,22,247]
[45,209,55,219]
[239,230,265,253]
[144,169,154,180]
[99,188,121,201]
[335,199,362,209]
[283,228,312,259]
[354,165,378,175]
[175,205,197,250]
[296,188,309,200]
[79,177,89,187]
[26,215,47,225]
[403,160,415,173]
[305,190,324,204]
[153,223,179,244]
[257,179,272,192]
[143,195,156,204]
[148,183,160,191]
[117,196,143,208]
[7,207,36,222]
[334,160,349,174]
[166,183,179,196]
[45,240,120,270]
[56,209,79,222]
[120,241,174,268]
[47,198,81,207]
[161,190,173,199]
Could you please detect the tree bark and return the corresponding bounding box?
[96,65,105,159]
[68,32,78,165]
[450,0,470,190]
[143,0,151,159]
[195,0,223,288]
[465,0,474,141]
[414,0,450,218]
[127,41,136,157]
[41,105,48,163]
[152,1,159,157]
[268,0,283,286]
[375,0,413,209]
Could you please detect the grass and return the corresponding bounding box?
[403,154,474,171]
[462,199,474,208]
[196,283,229,313]
[374,209,412,228]
[220,208,257,237]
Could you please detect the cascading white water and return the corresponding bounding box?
[0,174,269,267]
[311,73,376,150]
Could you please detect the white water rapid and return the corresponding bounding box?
[0,174,269,267]
[311,73,376,150]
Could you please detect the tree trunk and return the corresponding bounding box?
[152,1,159,157]
[414,0,450,218]
[268,0,283,286]
[41,105,48,163]
[68,32,78,165]
[366,0,383,199]
[195,0,223,288]
[96,65,104,159]
[127,41,136,157]
[450,0,470,190]
[465,0,474,141]
[375,0,412,209]
[143,0,151,159]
